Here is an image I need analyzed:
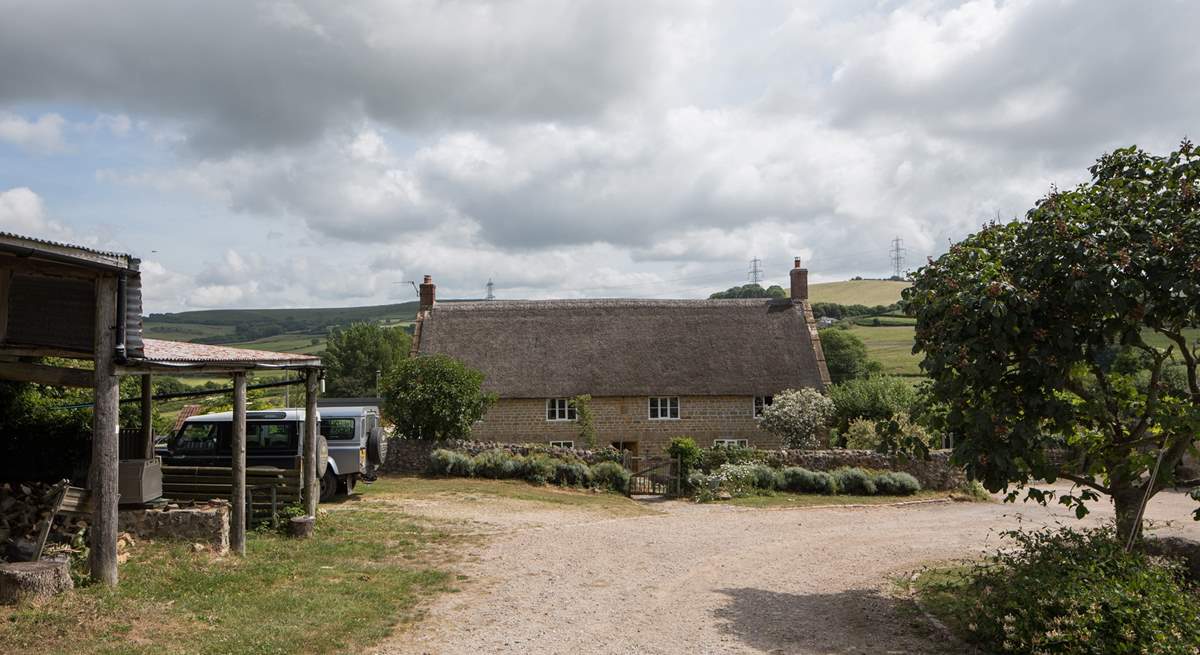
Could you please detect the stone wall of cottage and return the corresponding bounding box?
[469,395,781,456]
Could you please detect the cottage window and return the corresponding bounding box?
[549,440,574,449]
[753,395,773,418]
[546,398,577,421]
[714,438,749,448]
[648,397,680,420]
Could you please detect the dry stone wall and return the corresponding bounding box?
[117,502,230,554]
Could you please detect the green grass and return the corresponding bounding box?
[0,481,457,655]
[725,489,948,509]
[847,324,923,377]
[808,280,909,306]
[229,333,327,355]
[907,565,978,639]
[142,321,236,342]
[377,476,657,517]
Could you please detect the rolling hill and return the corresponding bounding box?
[807,280,909,306]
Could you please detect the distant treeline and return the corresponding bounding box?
[810,302,901,319]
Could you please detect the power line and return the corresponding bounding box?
[747,257,763,284]
[889,237,906,279]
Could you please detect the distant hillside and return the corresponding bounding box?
[808,280,909,306]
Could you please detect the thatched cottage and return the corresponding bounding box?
[410,260,831,456]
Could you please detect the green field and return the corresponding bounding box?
[847,324,922,377]
[808,280,909,306]
[232,333,327,354]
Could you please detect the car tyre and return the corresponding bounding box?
[319,469,338,502]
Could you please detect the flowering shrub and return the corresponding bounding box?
[690,463,780,501]
[963,527,1200,654]
[758,388,834,449]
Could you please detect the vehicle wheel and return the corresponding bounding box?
[367,427,387,465]
[344,475,357,495]
[319,470,337,502]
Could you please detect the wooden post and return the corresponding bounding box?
[90,275,119,586]
[231,372,247,556]
[303,368,319,517]
[141,374,154,459]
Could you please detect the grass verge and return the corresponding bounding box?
[907,564,976,639]
[0,483,457,655]
[370,476,657,517]
[725,489,949,508]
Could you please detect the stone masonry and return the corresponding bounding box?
[471,395,779,456]
[117,502,230,554]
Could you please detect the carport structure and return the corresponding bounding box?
[0,232,323,585]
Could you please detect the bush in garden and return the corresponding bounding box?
[831,467,876,495]
[699,444,764,471]
[963,527,1200,655]
[553,459,593,487]
[749,463,780,491]
[667,437,703,489]
[779,467,836,495]
[758,388,835,449]
[518,453,558,485]
[590,461,631,494]
[842,418,879,449]
[428,449,474,476]
[873,471,920,495]
[827,375,917,430]
[472,448,518,479]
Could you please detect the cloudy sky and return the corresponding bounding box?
[0,0,1196,312]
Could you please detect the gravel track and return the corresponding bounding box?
[377,487,1200,655]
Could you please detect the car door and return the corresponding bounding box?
[166,421,225,467]
[246,421,300,469]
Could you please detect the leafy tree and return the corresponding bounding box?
[572,394,596,448]
[380,355,496,440]
[827,375,917,429]
[323,322,412,397]
[818,328,881,382]
[709,283,786,299]
[759,388,834,449]
[905,141,1200,542]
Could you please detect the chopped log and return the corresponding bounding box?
[288,515,315,539]
[0,560,73,605]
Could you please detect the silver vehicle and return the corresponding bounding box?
[318,405,386,497]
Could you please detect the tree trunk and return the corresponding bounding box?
[0,560,73,605]
[1113,488,1146,544]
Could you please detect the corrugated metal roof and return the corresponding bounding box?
[0,231,136,269]
[141,338,321,366]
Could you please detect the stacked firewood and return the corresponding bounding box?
[0,481,84,563]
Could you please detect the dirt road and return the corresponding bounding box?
[377,486,1200,655]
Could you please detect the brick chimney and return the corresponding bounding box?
[419,275,436,311]
[790,257,808,302]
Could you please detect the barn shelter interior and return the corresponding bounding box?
[0,232,322,586]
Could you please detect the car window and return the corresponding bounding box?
[248,421,297,451]
[175,422,221,453]
[321,418,357,441]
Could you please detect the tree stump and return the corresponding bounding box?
[0,560,73,605]
[288,516,315,539]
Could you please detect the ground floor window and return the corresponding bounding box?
[549,440,574,449]
[546,398,577,421]
[753,395,773,418]
[713,438,749,448]
[648,396,680,420]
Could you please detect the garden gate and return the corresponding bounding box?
[623,454,682,497]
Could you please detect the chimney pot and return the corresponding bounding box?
[419,275,436,310]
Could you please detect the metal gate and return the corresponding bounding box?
[624,454,682,497]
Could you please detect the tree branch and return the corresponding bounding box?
[1055,471,1113,495]
[1160,328,1200,401]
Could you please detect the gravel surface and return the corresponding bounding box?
[376,486,1200,655]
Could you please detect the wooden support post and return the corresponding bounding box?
[304,368,319,517]
[141,374,154,459]
[230,372,247,556]
[90,275,119,586]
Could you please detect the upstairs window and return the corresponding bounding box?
[754,396,774,418]
[648,397,680,420]
[546,398,577,421]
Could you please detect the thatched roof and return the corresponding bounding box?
[414,298,830,398]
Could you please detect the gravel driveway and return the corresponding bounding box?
[376,486,1200,655]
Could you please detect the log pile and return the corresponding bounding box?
[0,480,85,563]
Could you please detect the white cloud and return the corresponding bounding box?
[0,187,70,237]
[0,113,66,153]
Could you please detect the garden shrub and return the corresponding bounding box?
[429,449,474,476]
[779,467,835,495]
[842,418,879,449]
[749,463,780,491]
[963,527,1200,655]
[872,471,920,495]
[667,437,703,489]
[518,453,558,485]
[831,467,876,495]
[472,448,517,479]
[827,375,917,429]
[553,459,593,487]
[590,461,631,494]
[699,444,764,471]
